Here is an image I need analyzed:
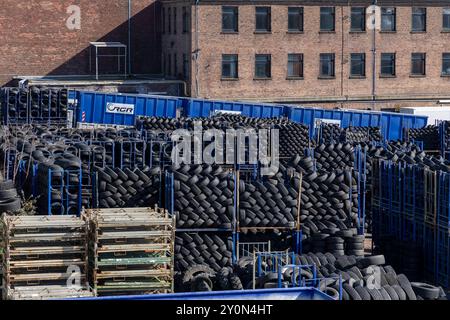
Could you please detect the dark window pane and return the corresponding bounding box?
[162,8,166,34]
[288,7,303,31]
[381,53,396,76]
[411,53,426,75]
[443,53,450,75]
[381,7,396,31]
[168,8,171,33]
[255,54,271,78]
[351,7,365,31]
[173,7,177,34]
[443,8,450,30]
[320,53,335,77]
[288,54,303,77]
[350,53,365,76]
[222,6,238,32]
[320,7,335,31]
[222,54,238,78]
[183,54,189,80]
[412,8,426,31]
[182,7,190,33]
[256,7,271,31]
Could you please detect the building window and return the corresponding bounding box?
[411,53,426,76]
[222,54,238,79]
[255,54,271,78]
[350,53,366,77]
[320,7,335,32]
[443,8,450,31]
[381,7,396,31]
[162,8,166,34]
[183,54,190,80]
[173,7,177,34]
[168,8,171,34]
[443,53,450,76]
[381,53,396,76]
[288,7,303,32]
[351,7,365,31]
[255,7,271,32]
[182,7,189,33]
[174,54,178,77]
[287,54,304,78]
[319,53,335,77]
[167,53,171,76]
[222,6,238,32]
[412,8,426,32]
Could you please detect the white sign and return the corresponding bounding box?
[314,118,341,128]
[106,103,135,115]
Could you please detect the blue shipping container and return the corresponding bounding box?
[76,91,180,126]
[74,90,427,140]
[287,106,428,141]
[186,98,285,118]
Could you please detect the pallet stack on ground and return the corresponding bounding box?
[1,214,94,300]
[84,207,175,296]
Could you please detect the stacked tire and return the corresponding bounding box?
[175,232,233,272]
[96,165,160,209]
[0,179,21,214]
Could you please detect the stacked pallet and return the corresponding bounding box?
[1,215,94,300]
[85,207,175,296]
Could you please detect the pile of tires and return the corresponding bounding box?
[342,126,382,144]
[175,232,233,272]
[1,87,28,122]
[303,230,364,257]
[29,87,68,121]
[276,123,311,158]
[239,175,300,229]
[407,125,440,151]
[95,165,160,209]
[0,179,21,214]
[313,143,355,171]
[171,164,234,229]
[319,123,342,143]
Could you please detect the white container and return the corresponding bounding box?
[399,106,450,126]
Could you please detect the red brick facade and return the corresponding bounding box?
[162,1,450,109]
[0,0,161,85]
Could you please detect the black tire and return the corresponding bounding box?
[343,283,362,300]
[0,197,21,212]
[392,285,407,301]
[230,275,243,290]
[410,282,440,300]
[397,274,417,300]
[355,285,371,300]
[383,285,399,300]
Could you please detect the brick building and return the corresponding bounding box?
[0,0,161,86]
[162,0,450,109]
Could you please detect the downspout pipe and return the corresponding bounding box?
[128,0,132,76]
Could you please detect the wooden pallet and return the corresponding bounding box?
[84,207,175,296]
[1,214,95,300]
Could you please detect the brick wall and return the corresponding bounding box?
[0,0,160,85]
[172,3,450,105]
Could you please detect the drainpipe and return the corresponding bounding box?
[371,0,377,110]
[194,0,200,97]
[128,0,132,75]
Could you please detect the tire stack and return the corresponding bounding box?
[172,164,234,229]
[28,87,68,124]
[2,87,28,124]
[313,143,355,171]
[95,165,161,209]
[407,125,440,152]
[114,137,146,168]
[239,175,300,230]
[276,123,310,158]
[342,127,382,144]
[175,232,233,272]
[226,253,447,300]
[319,123,342,143]
[0,179,21,214]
